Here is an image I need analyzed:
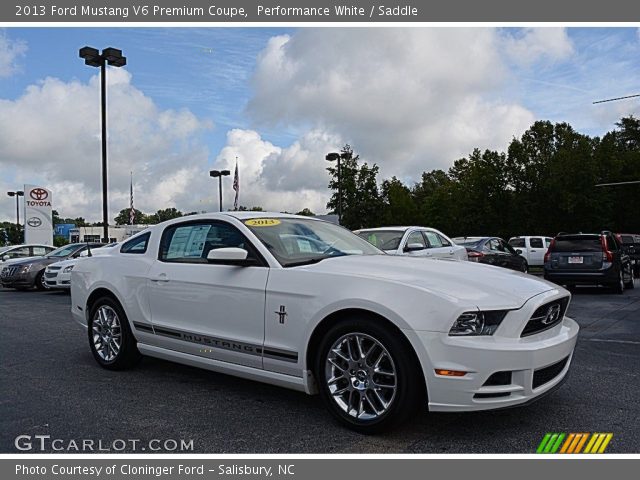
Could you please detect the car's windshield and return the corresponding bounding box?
[46,244,81,258]
[244,218,382,267]
[356,230,404,251]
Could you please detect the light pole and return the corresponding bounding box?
[7,191,24,241]
[209,169,231,212]
[326,152,346,224]
[79,46,127,243]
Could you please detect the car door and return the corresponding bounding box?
[528,237,545,266]
[422,230,453,259]
[500,239,524,270]
[402,230,430,257]
[483,238,502,266]
[145,220,269,369]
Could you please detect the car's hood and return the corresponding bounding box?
[8,256,61,268]
[47,258,78,268]
[302,254,557,309]
[1,256,42,266]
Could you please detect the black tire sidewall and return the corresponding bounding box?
[88,296,140,370]
[314,318,423,433]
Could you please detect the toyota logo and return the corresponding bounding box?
[30,188,49,201]
[27,217,42,228]
[542,304,561,325]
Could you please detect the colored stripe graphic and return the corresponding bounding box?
[538,433,613,454]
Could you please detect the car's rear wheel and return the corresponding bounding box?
[88,296,141,370]
[315,318,424,433]
[522,261,528,273]
[612,269,625,294]
[624,265,635,289]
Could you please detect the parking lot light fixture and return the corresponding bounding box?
[209,169,231,212]
[79,45,127,243]
[7,191,24,239]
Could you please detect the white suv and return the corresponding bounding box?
[508,236,553,267]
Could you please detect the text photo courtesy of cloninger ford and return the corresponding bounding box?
[1,25,640,454]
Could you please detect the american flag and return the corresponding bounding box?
[232,158,239,210]
[129,172,135,225]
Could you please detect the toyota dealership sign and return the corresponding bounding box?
[24,184,53,245]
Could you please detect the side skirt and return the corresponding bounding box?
[137,343,310,394]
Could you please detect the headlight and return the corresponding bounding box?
[19,264,32,274]
[449,310,509,336]
[63,265,74,273]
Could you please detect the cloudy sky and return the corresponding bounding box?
[1,27,639,222]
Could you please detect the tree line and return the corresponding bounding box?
[326,117,640,239]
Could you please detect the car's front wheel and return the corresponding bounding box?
[315,319,424,433]
[34,270,49,291]
[88,296,141,370]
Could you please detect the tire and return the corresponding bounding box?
[522,262,529,274]
[612,269,625,294]
[34,271,49,291]
[88,296,141,370]
[314,317,424,433]
[624,265,635,289]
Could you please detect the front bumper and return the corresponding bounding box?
[44,271,71,289]
[1,273,36,288]
[405,290,579,412]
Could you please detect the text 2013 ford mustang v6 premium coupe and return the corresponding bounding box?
[71,213,578,432]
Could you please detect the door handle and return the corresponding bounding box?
[150,274,169,282]
[531,249,537,252]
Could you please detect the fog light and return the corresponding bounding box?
[435,369,467,377]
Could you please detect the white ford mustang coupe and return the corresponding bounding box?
[71,212,578,432]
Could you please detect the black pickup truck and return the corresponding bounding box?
[617,233,640,278]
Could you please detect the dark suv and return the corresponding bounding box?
[616,233,640,278]
[544,231,634,293]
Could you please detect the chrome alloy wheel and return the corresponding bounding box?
[92,306,122,362]
[324,332,397,420]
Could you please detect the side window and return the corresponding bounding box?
[545,238,552,247]
[502,240,517,255]
[423,231,443,248]
[8,247,30,258]
[438,234,451,247]
[530,238,543,248]
[121,232,151,254]
[509,238,525,248]
[405,231,426,249]
[488,239,501,251]
[606,235,619,252]
[31,247,47,256]
[159,222,255,263]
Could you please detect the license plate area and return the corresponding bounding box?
[568,256,583,264]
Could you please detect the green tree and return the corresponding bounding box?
[295,208,315,216]
[380,177,418,226]
[149,208,183,223]
[114,208,147,225]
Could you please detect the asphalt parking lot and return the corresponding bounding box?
[1,282,639,453]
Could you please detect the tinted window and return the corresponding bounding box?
[552,236,602,252]
[121,232,150,254]
[7,247,30,258]
[160,222,254,263]
[606,235,619,251]
[357,230,404,250]
[406,231,426,248]
[500,240,517,254]
[509,238,525,248]
[530,238,543,248]
[620,235,635,245]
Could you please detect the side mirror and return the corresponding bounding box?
[404,243,425,252]
[516,249,523,255]
[206,247,256,266]
[2,255,9,261]
[79,250,90,257]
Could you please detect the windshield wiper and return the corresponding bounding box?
[285,257,330,268]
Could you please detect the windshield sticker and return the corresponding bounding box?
[245,219,281,227]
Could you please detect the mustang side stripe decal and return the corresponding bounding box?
[144,324,298,363]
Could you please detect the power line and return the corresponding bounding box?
[595,180,640,187]
[593,93,640,104]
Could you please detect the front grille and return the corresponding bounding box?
[1,266,17,278]
[474,392,511,399]
[45,272,58,278]
[47,266,62,272]
[532,356,569,389]
[521,297,570,337]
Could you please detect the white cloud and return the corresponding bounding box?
[211,128,340,213]
[0,68,213,221]
[245,28,547,186]
[503,27,574,66]
[0,30,27,78]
